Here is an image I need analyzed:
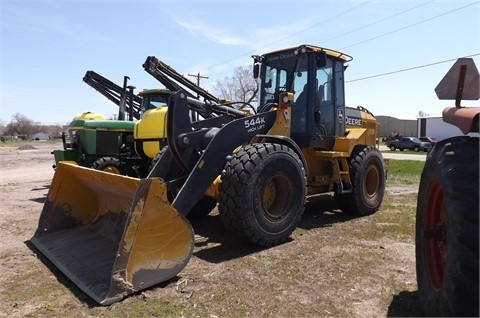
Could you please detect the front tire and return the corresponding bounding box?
[415,136,479,317]
[335,145,385,216]
[90,157,122,174]
[218,143,306,247]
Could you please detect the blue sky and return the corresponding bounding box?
[1,0,479,124]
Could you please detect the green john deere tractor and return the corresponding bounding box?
[52,72,170,177]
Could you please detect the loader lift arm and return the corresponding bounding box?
[143,56,258,120]
[83,70,142,120]
[143,56,220,104]
[148,91,278,216]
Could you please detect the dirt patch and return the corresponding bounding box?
[0,142,422,317]
[17,145,39,151]
[386,186,419,195]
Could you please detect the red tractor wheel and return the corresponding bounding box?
[415,136,478,317]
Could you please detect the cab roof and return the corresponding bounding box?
[138,88,172,96]
[263,44,353,62]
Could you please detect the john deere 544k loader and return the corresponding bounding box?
[31,45,386,305]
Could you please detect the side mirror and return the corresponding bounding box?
[316,51,327,68]
[253,64,259,79]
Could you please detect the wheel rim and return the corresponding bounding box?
[102,165,121,174]
[262,173,291,221]
[423,181,446,292]
[363,163,380,199]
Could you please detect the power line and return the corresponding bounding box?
[346,53,480,83]
[277,1,371,40]
[341,1,479,50]
[201,1,478,83]
[205,1,372,78]
[321,0,436,44]
[188,72,209,86]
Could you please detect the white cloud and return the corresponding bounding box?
[174,20,248,46]
[2,2,114,43]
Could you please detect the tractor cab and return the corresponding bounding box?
[134,88,172,159]
[137,88,171,114]
[253,45,353,150]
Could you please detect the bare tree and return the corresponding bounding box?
[0,120,5,135]
[49,124,68,138]
[213,66,258,105]
[417,110,430,118]
[5,113,36,137]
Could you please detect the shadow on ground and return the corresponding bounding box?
[189,214,267,264]
[190,194,357,264]
[29,183,50,203]
[299,193,357,229]
[387,290,424,317]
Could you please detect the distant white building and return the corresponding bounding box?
[417,115,474,141]
[31,132,50,141]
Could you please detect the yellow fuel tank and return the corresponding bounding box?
[72,111,106,121]
[134,107,167,159]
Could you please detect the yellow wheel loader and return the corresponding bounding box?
[31,45,386,305]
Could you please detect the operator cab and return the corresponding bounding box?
[138,88,171,115]
[254,45,352,150]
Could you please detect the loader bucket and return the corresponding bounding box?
[30,162,194,305]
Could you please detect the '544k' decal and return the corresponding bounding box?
[244,117,266,133]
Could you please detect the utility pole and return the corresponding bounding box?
[188,72,208,87]
[188,72,209,99]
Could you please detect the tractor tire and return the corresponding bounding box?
[415,136,479,317]
[150,147,217,218]
[90,157,123,175]
[218,143,306,247]
[335,145,385,216]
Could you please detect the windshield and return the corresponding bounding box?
[140,95,167,114]
[259,51,308,106]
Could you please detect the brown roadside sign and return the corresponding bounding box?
[435,58,479,100]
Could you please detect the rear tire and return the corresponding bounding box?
[415,136,479,317]
[335,145,385,216]
[218,143,306,247]
[90,157,122,175]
